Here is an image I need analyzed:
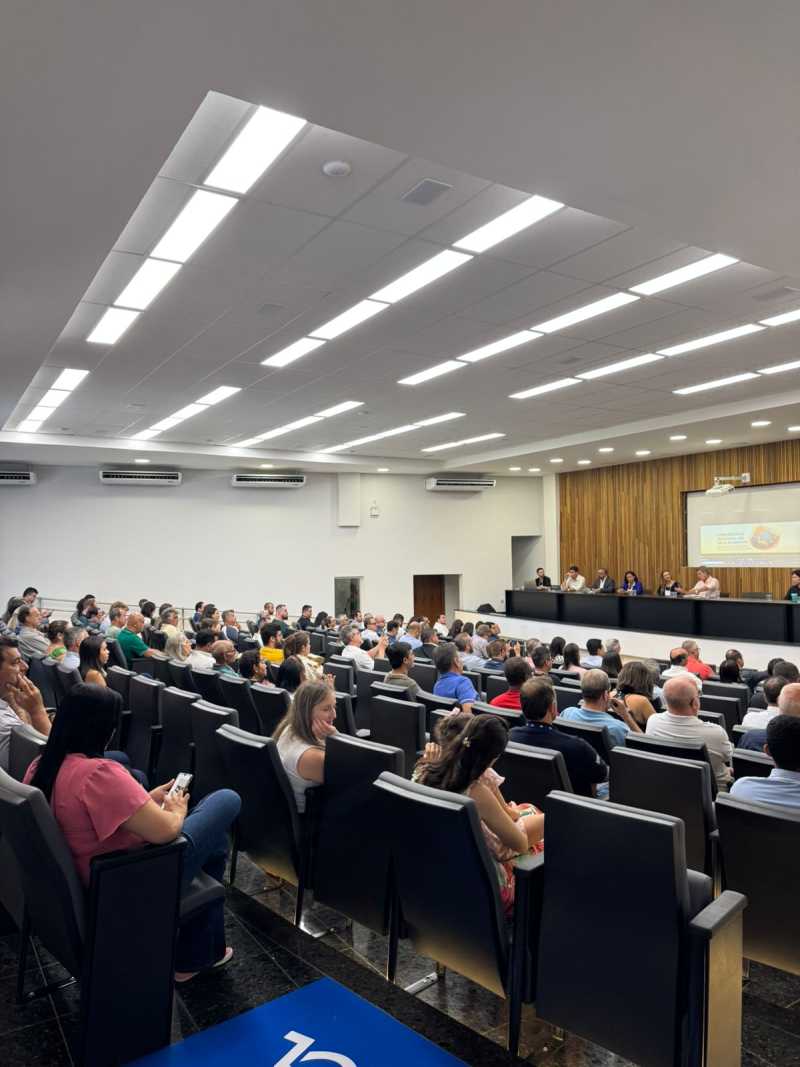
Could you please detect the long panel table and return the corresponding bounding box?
[505,589,800,645]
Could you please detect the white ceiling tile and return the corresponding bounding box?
[158,91,253,185]
[114,178,196,257]
[553,228,688,283]
[483,207,629,270]
[275,220,409,291]
[417,184,531,247]
[457,270,591,325]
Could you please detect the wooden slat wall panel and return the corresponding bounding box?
[559,440,800,600]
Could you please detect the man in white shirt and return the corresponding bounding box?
[646,675,733,789]
[340,625,388,671]
[433,614,449,638]
[0,637,52,771]
[685,567,721,599]
[62,627,86,672]
[188,629,216,670]
[741,675,786,730]
[661,648,703,691]
[561,566,586,592]
[16,606,50,660]
[360,614,382,646]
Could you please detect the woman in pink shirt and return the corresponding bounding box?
[25,684,240,982]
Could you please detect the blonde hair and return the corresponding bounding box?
[272,681,331,747]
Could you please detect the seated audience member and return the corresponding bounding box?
[0,637,52,769]
[471,624,491,659]
[433,614,449,638]
[533,567,551,588]
[718,658,742,684]
[238,649,268,684]
[621,571,643,595]
[274,681,337,811]
[681,639,713,680]
[188,630,216,670]
[165,632,192,663]
[62,627,87,672]
[656,570,682,596]
[549,636,565,667]
[483,640,508,671]
[159,607,181,640]
[220,610,240,642]
[739,679,798,751]
[104,604,128,639]
[724,648,759,692]
[532,645,553,677]
[276,656,307,693]
[741,675,788,732]
[614,660,658,728]
[433,643,478,712]
[259,602,275,626]
[139,600,157,630]
[19,587,50,622]
[200,604,221,631]
[79,635,109,686]
[402,622,423,651]
[685,566,721,599]
[25,685,240,981]
[605,637,622,655]
[384,619,400,645]
[749,661,800,710]
[561,643,586,676]
[490,656,532,709]
[283,631,322,680]
[462,621,474,638]
[259,623,286,666]
[786,569,800,602]
[73,595,101,629]
[560,669,642,747]
[340,625,388,671]
[351,610,365,631]
[561,565,586,592]
[642,659,665,709]
[383,641,420,697]
[590,568,616,593]
[454,633,487,671]
[115,613,154,668]
[580,638,604,669]
[601,651,622,678]
[646,676,733,789]
[211,640,238,676]
[4,596,25,631]
[523,637,540,666]
[448,619,464,639]
[312,610,328,629]
[272,605,293,638]
[83,605,104,633]
[191,601,205,629]
[295,605,314,632]
[661,647,703,690]
[45,619,68,661]
[16,605,50,660]
[731,713,800,809]
[419,626,440,661]
[415,714,544,915]
[360,614,381,646]
[511,678,608,796]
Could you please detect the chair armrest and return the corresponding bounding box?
[513,852,545,875]
[511,852,544,1003]
[689,890,747,941]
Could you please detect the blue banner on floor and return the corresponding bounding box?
[133,977,467,1066]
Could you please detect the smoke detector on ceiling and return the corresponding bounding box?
[322,160,352,177]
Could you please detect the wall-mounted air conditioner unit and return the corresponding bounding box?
[231,473,306,489]
[99,469,182,486]
[425,477,496,492]
[0,470,36,486]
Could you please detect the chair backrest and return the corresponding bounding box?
[189,667,225,705]
[462,669,482,696]
[414,690,459,733]
[167,660,196,692]
[732,749,774,780]
[698,710,725,731]
[0,769,86,978]
[125,674,165,774]
[494,742,572,810]
[485,675,509,703]
[155,687,199,782]
[554,717,613,763]
[475,668,503,697]
[624,731,712,769]
[149,655,173,686]
[554,686,581,714]
[107,665,134,708]
[699,694,741,735]
[104,638,127,671]
[370,696,425,778]
[716,794,800,974]
[332,691,358,736]
[54,666,82,703]
[408,662,437,693]
[369,681,410,724]
[309,631,325,655]
[610,747,716,874]
[372,656,390,674]
[217,674,261,735]
[313,734,404,932]
[26,656,58,709]
[190,700,238,801]
[8,722,48,782]
[355,669,386,731]
[249,684,291,736]
[215,726,302,884]
[236,634,257,653]
[472,700,524,731]
[325,660,355,696]
[148,629,167,651]
[702,681,749,718]
[325,639,344,657]
[550,669,580,686]
[535,791,695,1067]
[374,772,510,998]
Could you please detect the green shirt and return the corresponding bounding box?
[116,627,149,666]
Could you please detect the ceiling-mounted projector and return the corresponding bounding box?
[705,472,751,496]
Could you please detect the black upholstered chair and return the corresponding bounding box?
[415,690,459,733]
[106,665,134,710]
[217,674,261,735]
[475,668,503,698]
[355,668,385,731]
[147,629,167,652]
[250,684,291,736]
[699,694,741,736]
[8,723,48,783]
[462,669,482,696]
[535,791,746,1067]
[549,669,580,686]
[702,681,749,719]
[167,660,196,691]
[555,717,613,764]
[154,687,199,783]
[732,748,774,780]
[485,674,509,703]
[313,734,404,932]
[104,639,127,671]
[374,772,541,1056]
[369,680,409,723]
[149,655,173,687]
[370,696,425,778]
[124,675,164,778]
[372,656,391,674]
[495,742,572,810]
[130,656,155,678]
[472,701,524,731]
[25,656,58,711]
[624,734,717,796]
[698,710,725,731]
[333,691,361,737]
[716,794,800,973]
[309,631,325,656]
[554,686,580,714]
[610,747,717,876]
[190,700,238,802]
[53,666,81,705]
[325,660,356,698]
[408,662,437,693]
[189,667,225,706]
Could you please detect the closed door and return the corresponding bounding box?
[413,575,445,621]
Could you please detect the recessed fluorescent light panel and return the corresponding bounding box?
[758,358,800,375]
[115,258,181,311]
[17,367,91,433]
[673,372,759,395]
[17,420,43,433]
[87,307,140,345]
[237,399,365,448]
[456,331,541,364]
[151,189,237,263]
[635,450,651,456]
[658,323,764,357]
[789,426,800,432]
[533,292,639,334]
[577,459,592,465]
[323,425,419,454]
[398,361,466,386]
[196,386,242,405]
[629,253,738,295]
[549,458,564,464]
[453,195,563,253]
[370,250,472,304]
[37,390,70,409]
[669,434,688,441]
[528,467,541,473]
[52,369,90,390]
[597,447,615,453]
[510,378,581,400]
[132,429,160,441]
[421,432,505,454]
[509,466,522,471]
[751,420,771,428]
[414,412,465,427]
[132,386,241,440]
[262,337,326,368]
[577,353,663,380]
[705,439,722,445]
[309,299,388,340]
[314,400,364,417]
[204,105,306,194]
[759,307,800,327]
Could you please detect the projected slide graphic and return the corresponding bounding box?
[700,521,800,558]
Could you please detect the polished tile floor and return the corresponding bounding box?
[3,855,800,1066]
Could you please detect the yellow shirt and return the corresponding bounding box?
[260,646,284,664]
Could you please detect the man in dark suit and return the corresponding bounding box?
[590,568,616,594]
[419,625,440,662]
[533,567,551,588]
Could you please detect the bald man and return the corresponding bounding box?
[646,675,733,788]
[739,680,800,752]
[116,611,156,668]
[211,640,238,677]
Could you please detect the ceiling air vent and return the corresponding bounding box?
[400,178,453,206]
[0,470,36,486]
[98,469,182,486]
[231,473,306,489]
[425,477,496,492]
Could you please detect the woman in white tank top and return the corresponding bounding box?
[273,680,337,812]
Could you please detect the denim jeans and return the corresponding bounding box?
[175,789,241,972]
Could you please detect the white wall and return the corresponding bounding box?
[1,467,545,618]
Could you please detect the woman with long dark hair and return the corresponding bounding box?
[25,684,241,982]
[561,642,586,676]
[448,619,464,639]
[78,634,109,686]
[549,636,566,667]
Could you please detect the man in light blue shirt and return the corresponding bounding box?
[454,634,487,671]
[731,705,800,810]
[560,668,643,748]
[432,643,477,712]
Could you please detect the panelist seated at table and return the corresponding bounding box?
[532,567,551,589]
[621,571,644,595]
[656,570,683,597]
[683,566,721,599]
[561,565,586,593]
[589,568,616,594]
[786,569,800,602]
